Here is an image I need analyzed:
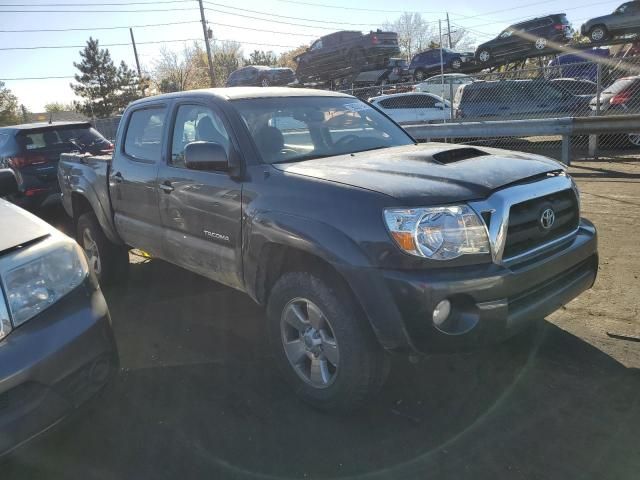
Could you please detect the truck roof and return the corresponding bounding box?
[129,87,351,107]
[0,121,91,132]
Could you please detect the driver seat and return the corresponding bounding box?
[254,126,284,160]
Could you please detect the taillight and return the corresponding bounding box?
[100,142,114,154]
[611,90,632,105]
[8,154,46,168]
[553,24,564,31]
[372,35,379,45]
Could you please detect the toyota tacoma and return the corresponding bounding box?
[58,87,598,411]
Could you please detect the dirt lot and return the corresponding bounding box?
[4,155,640,480]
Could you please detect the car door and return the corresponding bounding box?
[413,94,449,122]
[620,2,640,30]
[110,104,167,256]
[157,101,244,289]
[491,28,519,58]
[376,96,416,123]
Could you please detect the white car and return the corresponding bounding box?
[413,74,475,101]
[368,92,451,124]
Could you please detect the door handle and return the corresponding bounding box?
[159,181,174,193]
[112,171,123,183]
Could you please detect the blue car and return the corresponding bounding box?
[408,48,474,81]
[547,49,610,82]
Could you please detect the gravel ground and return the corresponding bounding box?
[4,154,639,480]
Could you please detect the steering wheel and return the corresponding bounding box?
[334,134,361,148]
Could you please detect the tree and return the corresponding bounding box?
[246,50,277,66]
[383,13,474,59]
[277,45,309,70]
[44,102,75,113]
[71,37,145,118]
[211,40,243,87]
[152,44,209,93]
[0,81,20,126]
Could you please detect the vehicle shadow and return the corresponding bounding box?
[4,259,639,480]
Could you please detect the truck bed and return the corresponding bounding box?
[58,152,119,242]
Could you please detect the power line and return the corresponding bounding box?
[0,0,193,5]
[1,75,74,81]
[272,0,442,14]
[0,20,201,33]
[0,6,198,12]
[203,1,378,26]
[0,37,298,52]
[212,21,316,37]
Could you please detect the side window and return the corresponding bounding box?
[499,29,513,39]
[413,95,439,108]
[124,107,166,162]
[311,40,323,51]
[171,105,230,168]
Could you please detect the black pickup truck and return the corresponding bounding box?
[58,87,598,411]
[295,30,400,83]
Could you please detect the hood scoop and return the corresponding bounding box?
[431,147,489,165]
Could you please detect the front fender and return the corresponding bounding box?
[244,210,413,351]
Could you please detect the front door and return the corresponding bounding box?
[110,104,167,256]
[157,102,243,289]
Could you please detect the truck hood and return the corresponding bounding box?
[0,199,51,255]
[272,144,563,204]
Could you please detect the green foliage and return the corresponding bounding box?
[44,102,75,113]
[277,45,309,70]
[71,37,145,118]
[246,50,277,66]
[0,81,21,126]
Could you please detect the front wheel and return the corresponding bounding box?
[413,69,427,81]
[267,272,390,411]
[260,77,270,87]
[477,49,491,64]
[589,25,608,42]
[627,133,640,148]
[77,212,129,286]
[534,37,548,50]
[450,58,462,70]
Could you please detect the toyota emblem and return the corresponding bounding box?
[540,208,555,230]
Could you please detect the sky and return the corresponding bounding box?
[0,0,625,111]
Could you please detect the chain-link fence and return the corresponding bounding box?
[339,55,640,159]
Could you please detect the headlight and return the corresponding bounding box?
[1,238,89,328]
[384,205,490,260]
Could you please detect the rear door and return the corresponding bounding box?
[110,104,168,256]
[157,101,244,289]
[376,96,418,123]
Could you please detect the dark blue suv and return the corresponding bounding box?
[408,48,474,81]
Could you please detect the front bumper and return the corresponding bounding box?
[343,219,597,354]
[0,278,118,457]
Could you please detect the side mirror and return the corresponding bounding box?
[0,169,18,197]
[184,141,228,172]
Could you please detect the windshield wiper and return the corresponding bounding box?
[271,153,336,164]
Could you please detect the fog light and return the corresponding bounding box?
[433,299,451,326]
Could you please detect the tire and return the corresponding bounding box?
[627,133,640,148]
[450,58,462,70]
[534,37,548,50]
[477,49,491,64]
[76,212,129,286]
[260,77,270,87]
[267,272,390,411]
[413,69,427,81]
[589,25,608,43]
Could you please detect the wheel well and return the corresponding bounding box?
[71,193,93,223]
[255,244,354,307]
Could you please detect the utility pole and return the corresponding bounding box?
[129,28,142,78]
[446,13,452,48]
[198,0,215,87]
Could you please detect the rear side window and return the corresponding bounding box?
[17,126,107,152]
[124,107,166,162]
[0,133,10,148]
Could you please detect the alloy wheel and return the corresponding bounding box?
[261,78,270,87]
[628,133,640,147]
[591,27,605,42]
[451,59,462,70]
[280,298,339,388]
[478,50,490,63]
[535,38,547,50]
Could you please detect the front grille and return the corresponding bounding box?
[503,189,579,259]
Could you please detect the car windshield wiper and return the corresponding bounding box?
[271,153,336,164]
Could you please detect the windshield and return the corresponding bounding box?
[231,96,414,164]
[603,78,638,94]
